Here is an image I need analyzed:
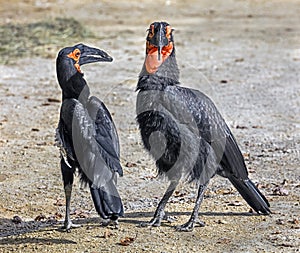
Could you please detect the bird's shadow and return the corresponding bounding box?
[0,211,259,245]
[0,218,77,245]
[0,236,77,246]
[120,210,259,225]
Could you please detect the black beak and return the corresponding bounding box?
[148,23,169,61]
[77,44,113,65]
[156,24,165,61]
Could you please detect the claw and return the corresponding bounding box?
[100,218,119,229]
[60,221,81,232]
[163,215,177,223]
[175,219,205,232]
[140,216,162,227]
[110,219,119,229]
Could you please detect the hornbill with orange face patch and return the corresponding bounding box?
[136,22,270,231]
[55,44,123,231]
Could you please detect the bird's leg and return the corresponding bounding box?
[176,183,208,232]
[141,180,178,227]
[60,158,80,232]
[63,183,74,231]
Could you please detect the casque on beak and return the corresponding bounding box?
[77,44,113,65]
[148,23,170,61]
[156,24,165,61]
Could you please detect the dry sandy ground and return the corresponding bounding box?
[0,0,299,252]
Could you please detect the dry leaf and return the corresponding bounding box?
[217,238,231,244]
[216,188,233,195]
[120,237,135,246]
[119,233,137,246]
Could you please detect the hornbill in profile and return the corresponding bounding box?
[136,22,270,231]
[55,44,124,231]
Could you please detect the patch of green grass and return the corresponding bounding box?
[0,17,95,64]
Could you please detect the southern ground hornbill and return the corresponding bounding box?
[55,44,123,231]
[136,22,270,231]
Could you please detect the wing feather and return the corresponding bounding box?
[59,98,122,188]
[137,85,246,183]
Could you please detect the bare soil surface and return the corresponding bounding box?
[0,0,299,252]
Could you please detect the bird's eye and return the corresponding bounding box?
[148,25,155,38]
[166,25,172,38]
[67,49,81,62]
[74,49,81,58]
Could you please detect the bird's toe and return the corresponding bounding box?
[175,219,205,232]
[175,223,194,232]
[60,221,81,232]
[100,218,119,229]
[163,215,178,223]
[100,218,111,227]
[140,217,162,228]
[195,219,205,227]
[175,225,193,232]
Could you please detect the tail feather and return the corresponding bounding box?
[90,180,124,220]
[228,176,270,214]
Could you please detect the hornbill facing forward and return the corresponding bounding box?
[136,22,270,231]
[55,44,124,231]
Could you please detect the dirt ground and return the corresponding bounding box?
[0,0,299,252]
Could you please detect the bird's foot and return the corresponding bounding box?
[60,221,81,232]
[140,216,163,228]
[175,219,205,232]
[110,219,119,229]
[100,218,119,229]
[163,215,178,223]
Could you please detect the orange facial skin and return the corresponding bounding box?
[67,48,82,73]
[145,24,174,74]
[145,42,174,74]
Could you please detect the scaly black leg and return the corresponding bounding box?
[60,158,80,232]
[141,180,178,227]
[176,183,208,232]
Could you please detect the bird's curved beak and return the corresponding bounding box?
[78,44,113,65]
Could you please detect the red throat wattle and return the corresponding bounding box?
[145,42,173,74]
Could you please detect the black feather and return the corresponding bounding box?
[55,44,123,223]
[136,24,270,215]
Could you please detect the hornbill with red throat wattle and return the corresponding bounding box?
[55,43,123,231]
[136,22,270,232]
